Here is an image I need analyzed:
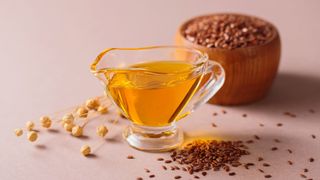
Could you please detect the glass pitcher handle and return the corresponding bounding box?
[176,60,225,120]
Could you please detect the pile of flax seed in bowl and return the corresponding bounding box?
[182,14,275,49]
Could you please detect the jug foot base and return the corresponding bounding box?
[123,123,183,152]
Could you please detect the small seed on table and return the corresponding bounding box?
[254,135,260,140]
[265,175,272,178]
[271,147,278,151]
[149,174,155,178]
[301,174,307,178]
[277,123,283,127]
[263,163,270,167]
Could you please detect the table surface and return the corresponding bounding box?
[1,0,320,180]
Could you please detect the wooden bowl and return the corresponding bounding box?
[175,13,281,105]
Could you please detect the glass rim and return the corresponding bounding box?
[90,45,209,75]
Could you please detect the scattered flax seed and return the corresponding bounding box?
[277,123,283,127]
[174,176,182,179]
[287,149,293,154]
[288,160,293,165]
[265,175,272,178]
[222,110,227,114]
[246,140,254,144]
[229,172,236,176]
[242,114,247,117]
[258,169,265,173]
[170,166,175,171]
[244,163,255,169]
[170,140,249,174]
[301,174,307,178]
[211,123,217,127]
[304,168,308,173]
[283,112,296,118]
[271,147,278,151]
[311,134,316,139]
[254,135,260,140]
[157,158,164,161]
[202,172,207,176]
[165,160,172,164]
[162,166,167,170]
[223,165,230,172]
[274,139,281,143]
[213,112,218,116]
[136,177,143,180]
[263,163,270,167]
[258,157,264,161]
[309,109,315,113]
[145,168,150,173]
[259,123,264,127]
[309,158,314,162]
[182,167,187,171]
[194,175,200,179]
[149,174,155,178]
[127,155,135,159]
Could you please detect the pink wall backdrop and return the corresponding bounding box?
[1,1,320,180]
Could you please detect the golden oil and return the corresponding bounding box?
[105,61,202,127]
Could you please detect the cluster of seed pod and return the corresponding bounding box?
[14,97,115,157]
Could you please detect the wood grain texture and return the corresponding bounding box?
[175,14,281,105]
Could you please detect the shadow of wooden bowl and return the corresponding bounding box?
[175,13,281,105]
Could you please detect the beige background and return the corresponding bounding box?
[1,0,320,179]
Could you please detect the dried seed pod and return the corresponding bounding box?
[27,131,38,142]
[97,106,108,114]
[72,125,83,137]
[96,125,108,137]
[14,128,23,136]
[80,145,91,156]
[77,107,88,118]
[63,123,75,132]
[40,116,52,128]
[62,113,74,124]
[85,98,100,110]
[26,121,35,131]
